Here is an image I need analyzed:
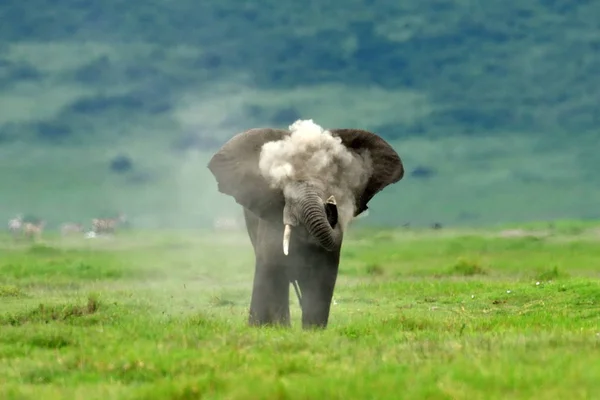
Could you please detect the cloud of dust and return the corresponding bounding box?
[258,119,373,230]
[117,84,258,312]
[159,82,257,230]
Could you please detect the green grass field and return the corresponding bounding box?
[1,223,599,399]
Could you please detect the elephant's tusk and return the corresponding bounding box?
[283,224,291,255]
[326,195,336,205]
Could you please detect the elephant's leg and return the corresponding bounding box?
[248,221,291,327]
[248,261,291,327]
[297,250,340,329]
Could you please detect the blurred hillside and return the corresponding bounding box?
[1,0,599,229]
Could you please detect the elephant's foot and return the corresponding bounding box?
[248,263,291,327]
[300,297,332,329]
[248,301,291,328]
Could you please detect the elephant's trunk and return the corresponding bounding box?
[296,187,340,252]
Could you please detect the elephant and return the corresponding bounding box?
[207,123,404,329]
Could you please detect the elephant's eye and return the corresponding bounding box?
[325,202,338,229]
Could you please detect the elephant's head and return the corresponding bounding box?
[207,122,404,254]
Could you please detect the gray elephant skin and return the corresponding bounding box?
[207,126,404,329]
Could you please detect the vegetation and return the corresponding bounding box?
[1,224,599,399]
[1,1,599,227]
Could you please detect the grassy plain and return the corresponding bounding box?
[1,223,599,399]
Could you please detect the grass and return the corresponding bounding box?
[1,223,599,399]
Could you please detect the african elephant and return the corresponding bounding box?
[207,121,404,329]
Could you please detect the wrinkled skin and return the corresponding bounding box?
[207,128,404,329]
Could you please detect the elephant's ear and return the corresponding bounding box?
[331,129,404,217]
[207,128,289,218]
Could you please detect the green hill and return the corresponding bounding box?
[1,0,599,229]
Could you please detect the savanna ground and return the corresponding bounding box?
[1,221,599,399]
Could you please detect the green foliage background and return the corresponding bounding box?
[1,0,599,228]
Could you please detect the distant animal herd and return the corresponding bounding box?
[5,212,256,242]
[6,213,127,241]
[6,212,444,242]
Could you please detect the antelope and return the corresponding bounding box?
[60,222,84,236]
[91,213,126,235]
[8,214,23,237]
[22,220,46,241]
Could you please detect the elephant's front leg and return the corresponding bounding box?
[248,260,291,327]
[296,247,341,329]
[248,222,291,327]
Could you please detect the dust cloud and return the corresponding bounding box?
[258,119,373,230]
